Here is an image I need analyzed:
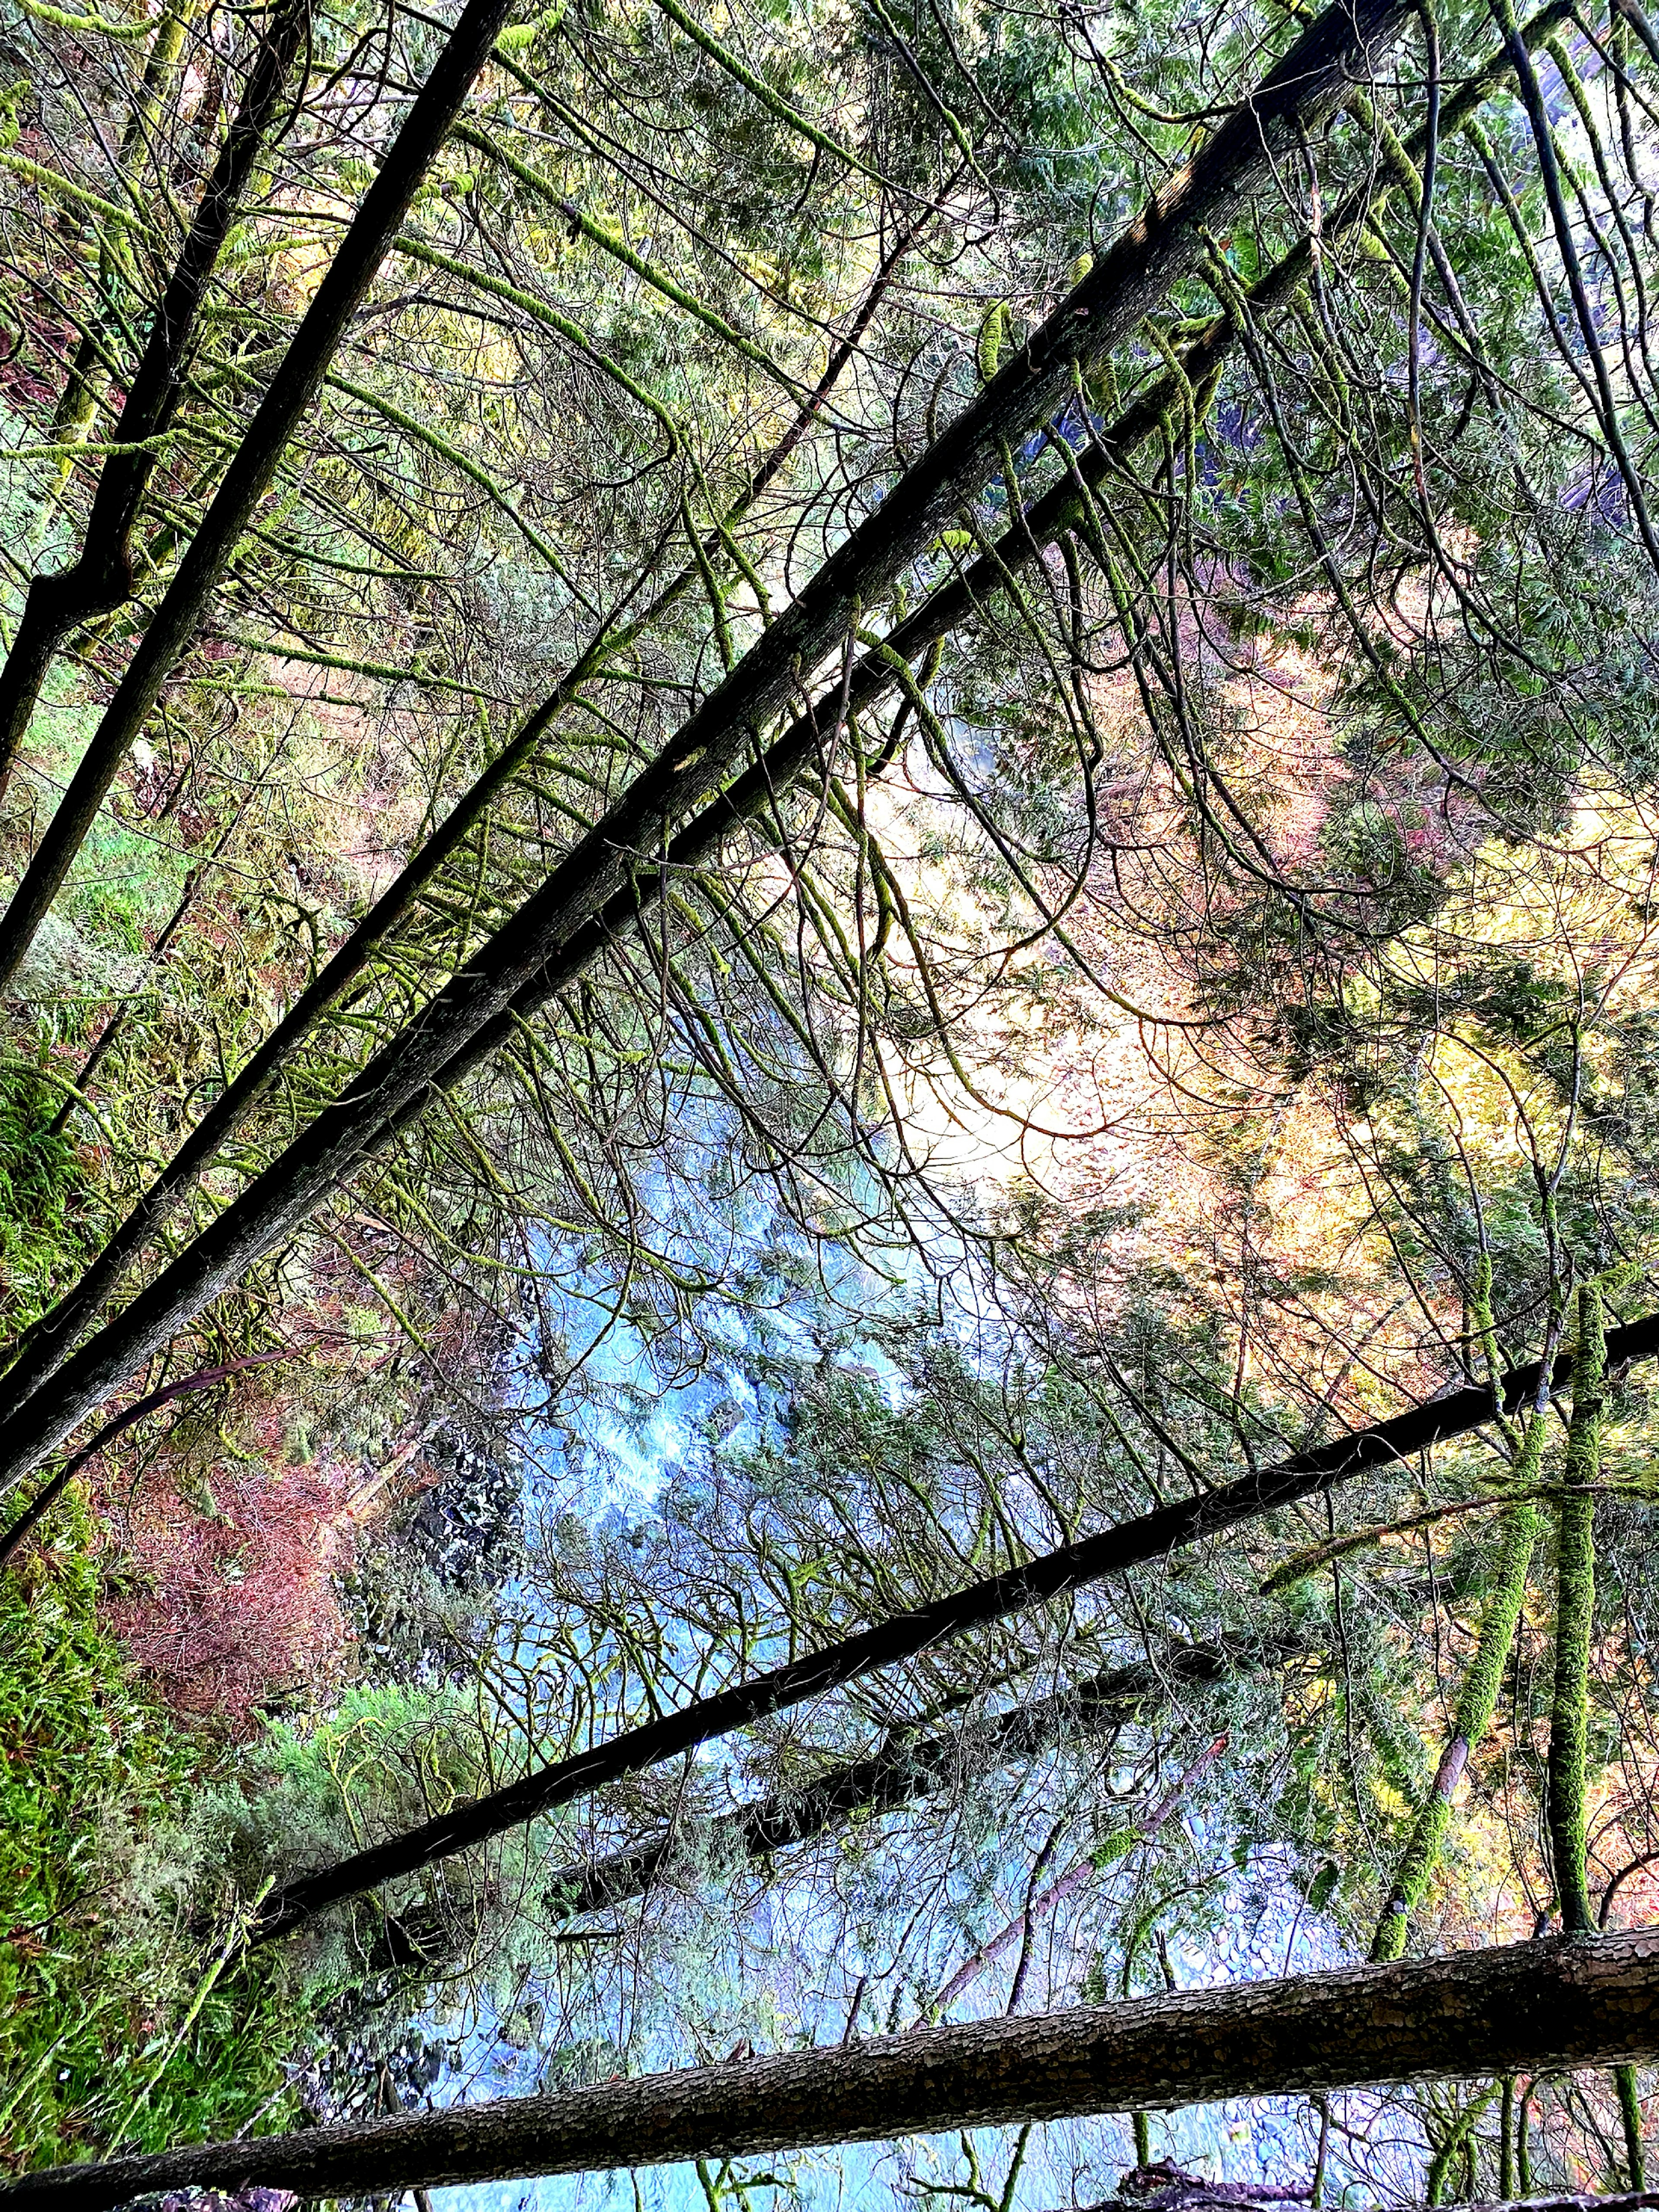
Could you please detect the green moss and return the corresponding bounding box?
[0,1063,91,1335]
[0,1491,311,2171]
[1548,1284,1605,1937]
[1371,1492,1543,1961]
[1618,2063,1646,2188]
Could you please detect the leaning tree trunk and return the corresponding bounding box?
[0,0,310,797]
[0,0,524,996]
[0,0,1419,1491]
[246,1312,1659,1945]
[374,1633,1297,1971]
[1368,1491,1544,1959]
[10,1933,1659,2209]
[1547,1284,1606,1939]
[0,213,931,1417]
[0,0,1564,1421]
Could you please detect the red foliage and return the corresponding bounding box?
[97,1449,355,1738]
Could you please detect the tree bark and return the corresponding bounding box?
[0,0,310,799]
[0,0,1414,1479]
[374,1635,1284,1970]
[9,1933,1659,2208]
[244,1309,1659,1945]
[1369,1256,1564,1962]
[1368,1494,1542,1960]
[0,0,521,995]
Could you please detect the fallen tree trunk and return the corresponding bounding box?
[10,1933,1659,2209]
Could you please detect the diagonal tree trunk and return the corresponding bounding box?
[0,0,525,995]
[0,0,1564,1432]
[0,0,310,800]
[0,211,931,1417]
[244,1309,1659,1945]
[1368,1487,1545,1960]
[1547,1285,1606,1939]
[0,0,1415,1493]
[374,1634,1291,1972]
[35,0,200,511]
[9,1932,1659,2209]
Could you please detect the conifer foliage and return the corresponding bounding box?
[3,0,1659,2190]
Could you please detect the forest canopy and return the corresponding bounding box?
[2,0,1659,2200]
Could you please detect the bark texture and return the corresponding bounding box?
[10,1934,1659,2209]
[1370,1493,1542,1959]
[0,0,1414,1488]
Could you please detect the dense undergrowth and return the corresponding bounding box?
[0,1488,309,2170]
[0,1061,91,1341]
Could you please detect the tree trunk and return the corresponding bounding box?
[1548,1285,1605,1937]
[32,0,197,521]
[3,0,1566,1430]
[1369,1257,1565,1962]
[375,1635,1287,1970]
[0,0,1574,1449]
[3,0,1575,1415]
[0,215,930,1419]
[0,0,310,797]
[1368,1494,1542,1960]
[245,1309,1659,1945]
[10,1933,1659,2208]
[0,0,1418,1489]
[0,0,521,994]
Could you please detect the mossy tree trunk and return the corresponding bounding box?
[1548,1284,1605,1936]
[1370,1257,1557,1962]
[1538,1291,1644,2186]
